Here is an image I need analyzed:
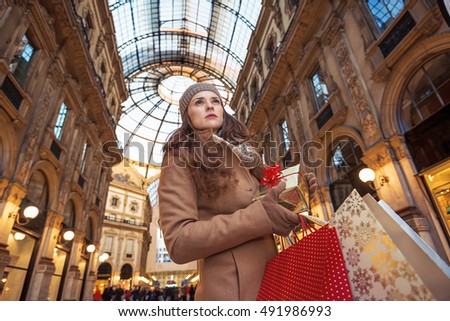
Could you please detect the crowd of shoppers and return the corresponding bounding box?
[94,284,196,301]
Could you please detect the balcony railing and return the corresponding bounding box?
[103,215,147,227]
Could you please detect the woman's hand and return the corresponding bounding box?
[260,180,300,236]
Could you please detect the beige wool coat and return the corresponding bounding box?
[158,146,278,301]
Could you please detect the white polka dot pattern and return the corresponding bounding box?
[257,225,353,301]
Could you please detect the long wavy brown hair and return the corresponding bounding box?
[162,109,254,198]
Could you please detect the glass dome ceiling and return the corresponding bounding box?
[108,0,262,177]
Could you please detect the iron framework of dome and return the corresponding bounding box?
[108,0,262,177]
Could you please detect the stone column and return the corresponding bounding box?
[81,270,97,301]
[26,210,63,300]
[62,231,85,300]
[25,256,55,300]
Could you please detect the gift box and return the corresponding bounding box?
[255,164,310,214]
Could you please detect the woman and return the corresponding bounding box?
[158,83,316,300]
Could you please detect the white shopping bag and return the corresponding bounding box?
[330,189,440,300]
[363,194,450,300]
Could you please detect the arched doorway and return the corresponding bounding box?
[120,264,133,290]
[96,262,112,295]
[327,136,376,210]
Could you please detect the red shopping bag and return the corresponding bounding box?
[257,219,353,301]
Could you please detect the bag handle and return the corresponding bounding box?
[281,215,318,250]
[298,212,328,227]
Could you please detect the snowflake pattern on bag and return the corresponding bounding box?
[329,190,435,301]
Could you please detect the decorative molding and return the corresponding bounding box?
[15,83,54,183]
[57,135,80,213]
[284,84,300,105]
[272,2,284,33]
[313,105,349,141]
[70,181,84,196]
[95,34,106,57]
[322,16,343,46]
[418,8,442,37]
[253,49,263,76]
[361,112,380,147]
[335,38,381,146]
[371,7,443,82]
[38,145,64,174]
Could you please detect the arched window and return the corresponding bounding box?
[400,52,450,132]
[327,136,375,210]
[23,171,49,234]
[27,171,48,208]
[401,52,450,172]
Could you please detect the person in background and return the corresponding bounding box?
[93,287,101,301]
[158,83,317,300]
[101,286,112,301]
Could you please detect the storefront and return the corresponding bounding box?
[400,50,450,245]
[405,106,450,243]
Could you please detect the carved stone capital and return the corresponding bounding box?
[361,141,393,170]
[389,135,409,161]
[37,256,56,274]
[2,181,26,206]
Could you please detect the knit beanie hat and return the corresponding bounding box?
[178,83,222,116]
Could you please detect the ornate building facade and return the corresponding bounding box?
[232,0,450,262]
[96,160,152,293]
[0,1,126,300]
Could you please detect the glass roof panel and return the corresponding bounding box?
[108,0,262,175]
